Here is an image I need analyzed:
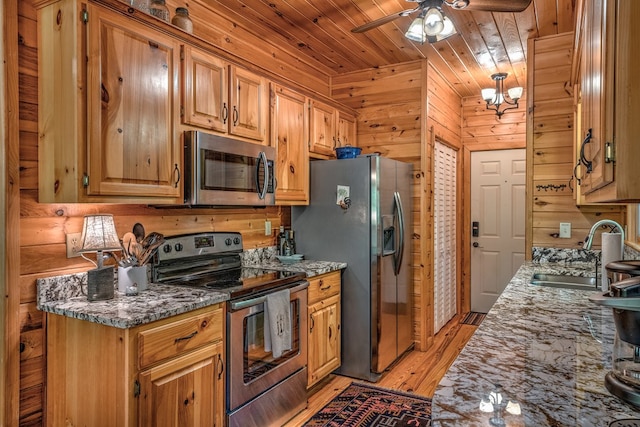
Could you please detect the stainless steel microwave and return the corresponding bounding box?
[184,131,276,206]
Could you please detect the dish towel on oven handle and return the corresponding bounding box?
[264,288,291,358]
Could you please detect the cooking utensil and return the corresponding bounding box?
[121,232,138,266]
[133,223,145,243]
[129,242,144,264]
[139,237,165,266]
[141,231,163,249]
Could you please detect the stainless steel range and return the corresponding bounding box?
[152,232,309,427]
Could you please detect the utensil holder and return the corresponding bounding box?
[118,265,149,292]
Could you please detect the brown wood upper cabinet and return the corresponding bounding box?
[271,84,310,205]
[578,0,640,202]
[309,100,357,157]
[37,0,182,203]
[181,45,269,144]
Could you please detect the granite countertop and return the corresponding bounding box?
[37,257,345,329]
[432,261,640,426]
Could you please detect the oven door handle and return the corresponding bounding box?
[230,281,308,311]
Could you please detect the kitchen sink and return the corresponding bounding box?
[530,273,599,291]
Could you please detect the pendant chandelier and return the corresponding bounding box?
[481,73,523,118]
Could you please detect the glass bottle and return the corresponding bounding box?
[286,230,296,255]
[171,7,193,34]
[278,226,287,256]
[149,0,170,22]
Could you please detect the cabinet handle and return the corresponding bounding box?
[328,325,332,340]
[579,129,593,173]
[217,354,224,380]
[320,285,331,291]
[173,164,181,188]
[174,330,197,344]
[572,160,584,186]
[309,313,314,333]
[233,106,239,126]
[222,103,228,124]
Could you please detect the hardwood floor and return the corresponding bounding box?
[284,315,479,426]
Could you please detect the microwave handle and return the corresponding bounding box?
[257,151,269,200]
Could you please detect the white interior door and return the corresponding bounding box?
[471,149,526,313]
[434,141,457,333]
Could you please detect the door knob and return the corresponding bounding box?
[473,242,479,248]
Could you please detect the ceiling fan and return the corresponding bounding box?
[351,0,533,36]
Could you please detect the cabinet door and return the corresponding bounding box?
[308,294,341,388]
[309,100,337,156]
[271,85,309,205]
[229,66,268,143]
[580,0,614,195]
[86,5,181,198]
[139,342,225,427]
[182,45,228,133]
[337,112,356,148]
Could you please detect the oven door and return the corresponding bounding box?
[184,130,275,206]
[227,281,308,411]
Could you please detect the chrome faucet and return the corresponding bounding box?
[583,219,625,250]
[583,219,625,290]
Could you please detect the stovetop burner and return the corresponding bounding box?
[152,232,306,300]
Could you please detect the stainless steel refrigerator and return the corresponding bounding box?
[292,155,413,382]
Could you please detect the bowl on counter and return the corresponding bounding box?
[276,254,304,264]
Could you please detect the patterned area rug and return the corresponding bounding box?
[304,382,432,426]
[460,311,486,326]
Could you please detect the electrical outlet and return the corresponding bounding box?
[66,232,82,258]
[264,220,272,236]
[559,222,571,239]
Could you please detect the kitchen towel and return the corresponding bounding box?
[601,232,623,292]
[264,288,291,358]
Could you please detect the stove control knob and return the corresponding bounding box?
[174,243,183,252]
[163,244,172,254]
[225,238,232,246]
[233,237,241,245]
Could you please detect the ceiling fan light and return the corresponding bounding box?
[405,16,426,42]
[439,16,456,37]
[423,8,445,36]
[449,0,470,9]
[481,88,496,103]
[508,86,523,100]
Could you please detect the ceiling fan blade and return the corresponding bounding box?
[351,6,420,33]
[460,0,532,12]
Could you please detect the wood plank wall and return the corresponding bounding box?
[13,0,332,423]
[332,60,463,352]
[526,32,624,258]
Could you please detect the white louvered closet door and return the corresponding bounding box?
[434,141,457,333]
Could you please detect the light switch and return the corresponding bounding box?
[265,220,272,236]
[559,222,571,238]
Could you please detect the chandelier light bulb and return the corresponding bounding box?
[424,8,445,36]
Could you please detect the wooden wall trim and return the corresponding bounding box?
[4,0,21,424]
[417,62,430,351]
[526,37,535,260]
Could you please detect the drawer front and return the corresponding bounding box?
[138,306,223,369]
[307,271,341,305]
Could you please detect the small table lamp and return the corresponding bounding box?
[79,214,121,301]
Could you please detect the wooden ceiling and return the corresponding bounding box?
[201,0,576,98]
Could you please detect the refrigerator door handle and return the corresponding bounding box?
[394,191,405,276]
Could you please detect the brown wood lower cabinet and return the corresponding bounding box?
[307,271,341,388]
[46,304,225,427]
